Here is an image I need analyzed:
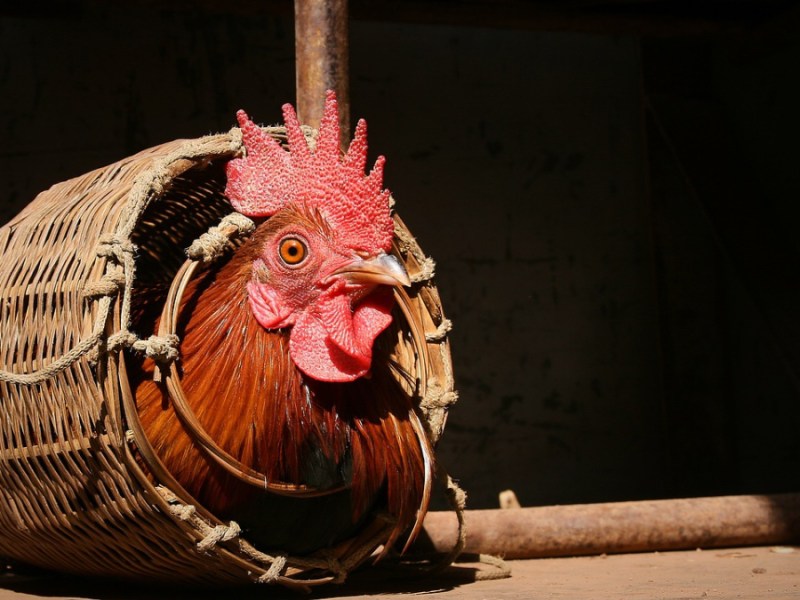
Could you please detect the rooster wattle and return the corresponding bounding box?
[133,92,433,554]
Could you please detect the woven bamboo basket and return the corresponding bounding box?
[0,126,458,588]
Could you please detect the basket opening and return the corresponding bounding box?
[128,160,232,332]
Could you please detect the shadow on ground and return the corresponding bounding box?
[0,559,491,599]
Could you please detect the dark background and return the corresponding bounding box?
[1,1,799,509]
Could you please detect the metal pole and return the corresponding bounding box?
[419,493,800,559]
[294,0,350,146]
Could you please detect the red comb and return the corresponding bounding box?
[225,91,393,254]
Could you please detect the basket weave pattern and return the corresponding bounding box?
[0,129,456,586]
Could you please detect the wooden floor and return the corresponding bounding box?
[0,545,798,599]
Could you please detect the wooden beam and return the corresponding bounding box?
[294,0,350,144]
[418,493,800,558]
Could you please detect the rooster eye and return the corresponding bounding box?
[278,237,308,266]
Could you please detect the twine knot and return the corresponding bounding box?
[186,213,256,263]
[171,503,197,521]
[422,383,459,410]
[96,234,136,262]
[83,266,126,298]
[106,331,139,353]
[411,257,436,283]
[257,555,288,583]
[197,521,241,552]
[135,334,180,363]
[426,318,453,342]
[103,333,179,381]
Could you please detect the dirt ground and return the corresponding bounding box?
[0,545,797,599]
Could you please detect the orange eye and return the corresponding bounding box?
[278,237,308,265]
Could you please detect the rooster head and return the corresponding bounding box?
[225,91,408,383]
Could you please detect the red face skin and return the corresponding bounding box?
[245,207,408,382]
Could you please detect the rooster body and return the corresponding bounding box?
[134,93,432,554]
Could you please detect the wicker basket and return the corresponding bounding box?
[0,127,457,588]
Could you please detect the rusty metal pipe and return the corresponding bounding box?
[294,0,350,144]
[420,493,800,559]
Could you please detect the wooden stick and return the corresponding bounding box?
[419,493,800,559]
[294,0,350,145]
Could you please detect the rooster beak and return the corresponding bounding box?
[334,252,411,288]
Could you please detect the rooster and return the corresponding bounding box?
[133,92,433,555]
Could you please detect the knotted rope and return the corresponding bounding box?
[426,318,453,342]
[186,212,256,263]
